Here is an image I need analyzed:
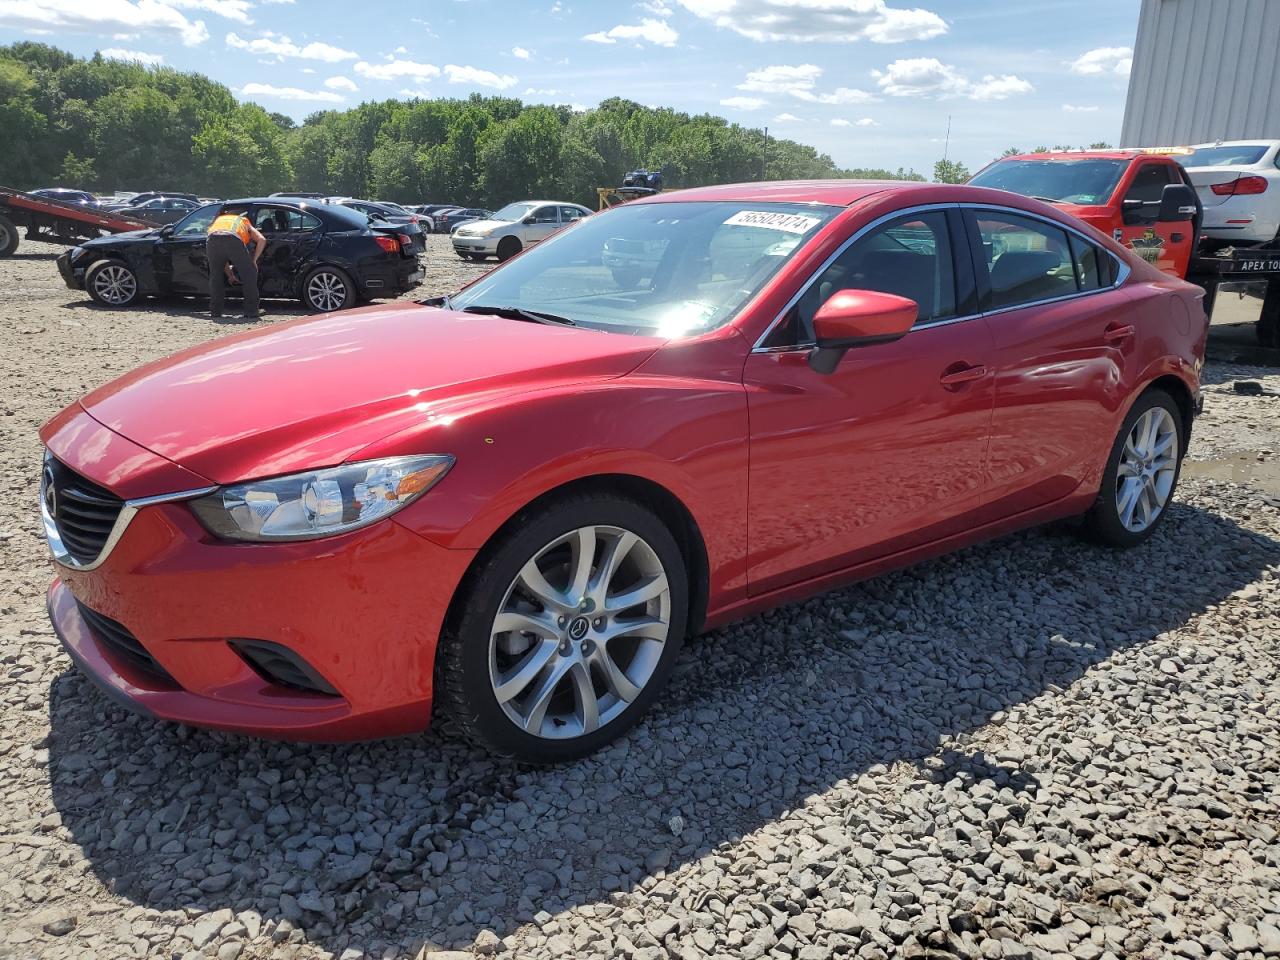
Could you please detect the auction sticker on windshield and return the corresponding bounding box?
[723,210,824,234]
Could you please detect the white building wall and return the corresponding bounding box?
[1121,0,1280,147]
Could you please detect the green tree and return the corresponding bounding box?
[933,158,971,184]
[58,151,95,186]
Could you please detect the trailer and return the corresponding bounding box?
[1188,244,1280,348]
[0,186,159,258]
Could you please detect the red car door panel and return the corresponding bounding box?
[744,321,996,594]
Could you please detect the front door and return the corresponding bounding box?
[1113,160,1194,279]
[521,205,562,245]
[744,208,995,595]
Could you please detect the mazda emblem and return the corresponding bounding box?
[567,616,590,641]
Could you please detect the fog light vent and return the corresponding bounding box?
[229,640,340,696]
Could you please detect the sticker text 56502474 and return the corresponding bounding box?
[723,210,824,234]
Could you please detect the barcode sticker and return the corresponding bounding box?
[723,210,823,234]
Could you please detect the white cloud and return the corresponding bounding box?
[394,45,407,54]
[773,112,801,122]
[873,58,1032,100]
[1062,103,1100,113]
[355,58,440,82]
[398,87,432,98]
[512,45,531,59]
[738,63,822,94]
[854,116,878,125]
[1070,46,1132,76]
[830,118,851,126]
[99,47,164,65]
[443,64,517,89]
[738,64,874,104]
[240,82,344,103]
[639,0,673,12]
[720,95,766,109]
[226,31,357,62]
[969,74,1033,100]
[0,0,210,46]
[583,17,678,46]
[675,0,946,43]
[324,75,358,92]
[162,0,252,23]
[524,86,562,96]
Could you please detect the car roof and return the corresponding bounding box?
[637,179,923,207]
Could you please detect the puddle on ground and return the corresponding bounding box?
[1184,454,1280,495]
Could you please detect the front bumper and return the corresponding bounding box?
[451,235,499,255]
[42,413,476,741]
[57,251,85,290]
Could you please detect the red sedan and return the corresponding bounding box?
[40,181,1207,762]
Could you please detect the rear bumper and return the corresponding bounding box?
[357,256,424,297]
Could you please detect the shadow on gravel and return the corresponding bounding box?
[46,497,1280,957]
[58,298,311,322]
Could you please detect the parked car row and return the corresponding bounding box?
[452,200,592,261]
[57,196,425,312]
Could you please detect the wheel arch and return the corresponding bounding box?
[1145,373,1195,450]
[442,472,711,643]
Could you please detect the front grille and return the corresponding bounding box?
[76,602,176,685]
[45,457,124,565]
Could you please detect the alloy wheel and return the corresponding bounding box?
[1115,406,1178,532]
[93,265,137,305]
[488,524,672,739]
[307,271,347,311]
[0,222,12,251]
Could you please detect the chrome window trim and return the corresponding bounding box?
[41,451,215,572]
[751,201,1130,353]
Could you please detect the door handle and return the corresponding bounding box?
[1103,323,1135,343]
[939,363,988,387]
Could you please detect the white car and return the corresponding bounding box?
[452,201,592,261]
[1182,140,1280,248]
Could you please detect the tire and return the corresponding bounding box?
[1082,389,1184,548]
[302,265,355,312]
[0,213,17,258]
[436,493,688,763]
[496,236,521,262]
[85,259,141,307]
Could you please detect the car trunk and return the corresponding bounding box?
[1186,165,1263,207]
[369,222,423,256]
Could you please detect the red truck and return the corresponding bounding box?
[968,150,1201,279]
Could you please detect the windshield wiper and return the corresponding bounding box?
[462,304,576,327]
[1030,195,1064,204]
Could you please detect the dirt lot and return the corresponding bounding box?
[1,235,1279,960]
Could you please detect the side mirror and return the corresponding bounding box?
[808,290,917,374]
[1158,183,1198,222]
[158,224,175,238]
[522,215,536,224]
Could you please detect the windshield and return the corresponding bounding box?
[969,158,1128,204]
[1183,144,1270,167]
[491,201,540,222]
[449,200,838,337]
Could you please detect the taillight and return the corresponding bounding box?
[1210,175,1268,196]
[409,215,419,223]
[374,235,399,253]
[397,233,412,247]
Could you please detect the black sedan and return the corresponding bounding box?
[437,207,491,232]
[57,198,424,312]
[30,188,99,207]
[116,196,203,225]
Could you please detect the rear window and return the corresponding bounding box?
[1183,144,1270,167]
[969,158,1128,205]
[321,204,370,230]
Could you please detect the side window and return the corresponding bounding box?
[531,206,560,224]
[254,207,321,233]
[1123,162,1175,213]
[560,205,586,223]
[764,211,956,347]
[1069,234,1103,291]
[174,205,224,237]
[973,212,1077,309]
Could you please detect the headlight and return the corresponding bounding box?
[190,455,453,542]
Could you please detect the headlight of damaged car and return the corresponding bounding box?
[190,455,454,542]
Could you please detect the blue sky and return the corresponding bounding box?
[0,0,1140,175]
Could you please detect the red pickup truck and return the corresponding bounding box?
[969,150,1201,279]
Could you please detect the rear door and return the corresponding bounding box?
[1114,160,1193,277]
[965,206,1133,516]
[251,205,325,297]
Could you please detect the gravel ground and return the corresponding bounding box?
[2,235,1279,960]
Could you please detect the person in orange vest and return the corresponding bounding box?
[206,209,267,319]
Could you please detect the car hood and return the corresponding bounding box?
[455,219,509,233]
[84,228,159,245]
[79,303,665,484]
